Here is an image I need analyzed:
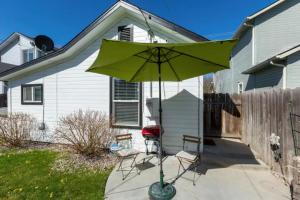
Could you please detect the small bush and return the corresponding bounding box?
[0,112,36,147]
[55,110,115,157]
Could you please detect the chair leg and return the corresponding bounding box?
[176,158,201,186]
[177,159,181,176]
[193,164,196,186]
[118,158,125,180]
[117,158,123,171]
[133,155,140,175]
[120,154,140,180]
[192,160,201,186]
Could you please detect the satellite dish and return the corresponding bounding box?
[34,35,54,52]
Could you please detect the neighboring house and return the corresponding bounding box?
[0,1,206,153]
[214,0,300,94]
[0,32,45,94]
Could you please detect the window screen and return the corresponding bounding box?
[111,78,141,127]
[23,49,34,63]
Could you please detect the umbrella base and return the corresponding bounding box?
[148,182,176,200]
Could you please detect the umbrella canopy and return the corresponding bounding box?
[86,39,236,82]
[86,39,236,199]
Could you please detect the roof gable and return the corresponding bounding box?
[0,32,33,51]
[0,0,207,80]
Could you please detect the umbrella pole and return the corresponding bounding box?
[148,47,176,200]
[158,48,164,190]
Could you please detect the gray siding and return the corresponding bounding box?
[215,0,300,94]
[214,69,232,93]
[287,51,300,89]
[255,0,300,64]
[251,65,283,91]
[231,29,254,93]
[215,29,253,94]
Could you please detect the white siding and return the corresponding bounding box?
[0,35,35,65]
[7,17,203,154]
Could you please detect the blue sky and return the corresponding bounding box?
[1,0,275,47]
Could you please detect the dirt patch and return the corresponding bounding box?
[51,152,118,173]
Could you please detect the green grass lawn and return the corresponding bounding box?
[0,150,111,200]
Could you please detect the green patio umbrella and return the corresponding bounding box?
[86,39,236,200]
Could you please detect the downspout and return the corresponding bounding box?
[270,61,286,89]
[9,83,12,113]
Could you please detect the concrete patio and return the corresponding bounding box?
[105,138,291,200]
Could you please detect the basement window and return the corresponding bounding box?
[21,84,43,105]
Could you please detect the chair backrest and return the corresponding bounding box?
[116,134,133,149]
[182,135,201,155]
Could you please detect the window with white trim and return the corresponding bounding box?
[238,82,243,94]
[23,49,45,63]
[23,49,34,63]
[111,78,141,127]
[21,84,43,105]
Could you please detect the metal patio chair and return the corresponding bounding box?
[115,133,141,180]
[175,135,202,185]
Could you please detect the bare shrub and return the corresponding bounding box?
[55,110,115,157]
[0,112,36,147]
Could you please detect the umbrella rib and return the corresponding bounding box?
[160,48,180,81]
[161,47,229,69]
[129,49,157,82]
[134,54,157,63]
[166,60,180,81]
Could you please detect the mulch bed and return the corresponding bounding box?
[0,141,118,173]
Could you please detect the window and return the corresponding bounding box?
[110,78,142,128]
[238,82,243,94]
[21,84,43,105]
[118,25,132,41]
[23,49,34,63]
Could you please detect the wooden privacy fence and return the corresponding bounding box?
[204,88,300,182]
[204,93,242,138]
[241,88,300,182]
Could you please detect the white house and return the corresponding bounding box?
[0,1,206,153]
[0,32,46,94]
